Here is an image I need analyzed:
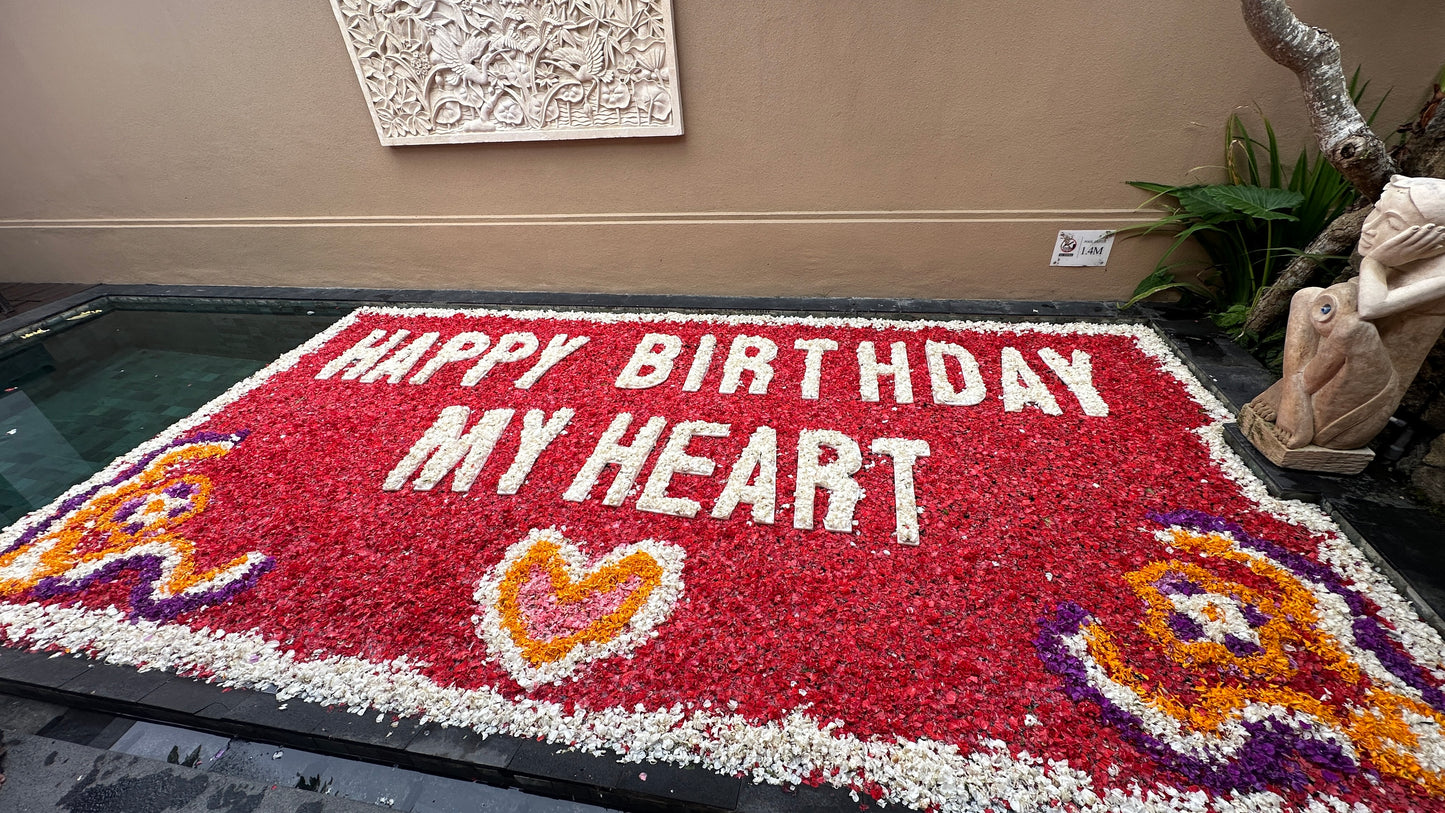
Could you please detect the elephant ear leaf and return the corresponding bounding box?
[1175,186,1233,219]
[1123,267,1214,308]
[1205,185,1304,221]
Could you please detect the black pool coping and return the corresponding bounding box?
[0,282,1127,344]
[0,727,388,813]
[1,284,1442,810]
[0,647,865,813]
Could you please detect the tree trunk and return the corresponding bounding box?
[1397,84,1445,177]
[1239,0,1398,200]
[1241,206,1368,334]
[1233,1,1445,333]
[1241,86,1445,333]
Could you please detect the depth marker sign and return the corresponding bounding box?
[3,307,1443,812]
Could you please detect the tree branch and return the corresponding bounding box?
[1241,206,1369,334]
[1395,81,1445,177]
[1240,0,1397,199]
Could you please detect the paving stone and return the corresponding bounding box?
[736,779,876,813]
[310,704,423,755]
[1327,497,1445,624]
[35,707,135,750]
[0,691,68,734]
[406,722,520,769]
[218,693,333,750]
[1195,364,1278,413]
[207,738,427,810]
[615,759,743,810]
[0,732,382,813]
[410,772,609,813]
[0,647,95,687]
[109,719,234,771]
[1151,320,1278,411]
[61,661,173,703]
[510,738,626,798]
[138,675,242,716]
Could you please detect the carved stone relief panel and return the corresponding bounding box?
[329,0,683,145]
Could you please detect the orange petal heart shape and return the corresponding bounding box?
[474,529,686,687]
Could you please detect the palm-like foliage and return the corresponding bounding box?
[1123,72,1382,331]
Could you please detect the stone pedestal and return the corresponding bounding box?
[1237,404,1375,475]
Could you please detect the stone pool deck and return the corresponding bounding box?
[0,284,1440,812]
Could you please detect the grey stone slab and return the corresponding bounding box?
[409,772,614,812]
[406,723,519,770]
[35,707,135,750]
[0,734,209,813]
[0,288,104,337]
[0,692,68,734]
[109,720,234,771]
[215,694,421,759]
[615,760,742,810]
[735,780,877,813]
[207,738,427,810]
[1149,320,1279,413]
[219,693,333,749]
[409,773,541,812]
[61,661,173,702]
[0,732,383,813]
[1198,366,1278,414]
[0,647,95,687]
[1327,497,1445,628]
[509,738,625,795]
[139,675,242,716]
[311,705,423,755]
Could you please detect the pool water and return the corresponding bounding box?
[0,306,342,525]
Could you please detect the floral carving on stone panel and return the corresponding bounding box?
[329,0,684,145]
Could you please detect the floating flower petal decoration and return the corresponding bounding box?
[0,306,1442,811]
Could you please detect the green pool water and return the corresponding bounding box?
[0,304,344,525]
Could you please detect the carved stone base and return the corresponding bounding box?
[1237,404,1375,475]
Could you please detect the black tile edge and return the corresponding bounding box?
[34,706,135,750]
[1324,498,1445,636]
[0,288,108,344]
[58,661,173,702]
[736,778,880,812]
[1221,424,1331,503]
[614,758,744,810]
[1147,319,1252,414]
[0,647,97,686]
[0,645,743,811]
[41,284,1131,322]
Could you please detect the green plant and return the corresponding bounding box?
[1122,72,1380,330]
[1122,180,1307,321]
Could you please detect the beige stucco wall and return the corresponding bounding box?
[0,1,1441,301]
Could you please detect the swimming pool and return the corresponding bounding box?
[0,300,346,525]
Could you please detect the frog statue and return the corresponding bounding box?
[1239,175,1445,474]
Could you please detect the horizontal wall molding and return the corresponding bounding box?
[0,209,1157,230]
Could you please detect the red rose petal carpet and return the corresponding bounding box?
[3,307,1443,812]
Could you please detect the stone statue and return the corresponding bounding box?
[1240,175,1445,474]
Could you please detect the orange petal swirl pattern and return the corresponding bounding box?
[0,435,272,621]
